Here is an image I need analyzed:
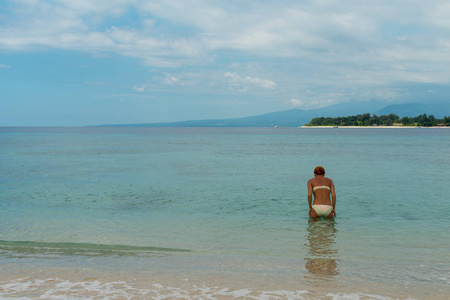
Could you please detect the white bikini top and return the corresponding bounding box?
[313,185,331,192]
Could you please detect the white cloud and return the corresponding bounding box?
[0,64,11,68]
[224,72,276,90]
[133,85,145,92]
[0,1,411,59]
[1,0,450,106]
[290,99,303,107]
[427,3,450,29]
[224,72,241,81]
[244,77,276,89]
[289,97,338,109]
[165,76,178,85]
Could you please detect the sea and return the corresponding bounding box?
[0,127,449,299]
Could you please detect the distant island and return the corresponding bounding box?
[93,102,450,128]
[306,113,450,127]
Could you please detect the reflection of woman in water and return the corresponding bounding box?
[304,218,339,277]
[307,166,336,218]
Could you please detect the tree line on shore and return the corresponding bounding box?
[307,113,450,127]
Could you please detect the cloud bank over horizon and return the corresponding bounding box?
[1,0,450,126]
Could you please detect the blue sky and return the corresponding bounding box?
[1,0,450,126]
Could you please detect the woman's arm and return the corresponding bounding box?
[330,180,336,216]
[307,180,313,215]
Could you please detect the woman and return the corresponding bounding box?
[307,166,336,218]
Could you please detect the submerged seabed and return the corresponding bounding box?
[1,127,449,299]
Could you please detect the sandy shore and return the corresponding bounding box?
[1,254,448,299]
[300,125,449,128]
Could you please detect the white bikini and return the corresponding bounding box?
[313,186,330,192]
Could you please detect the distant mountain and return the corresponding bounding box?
[95,101,450,127]
[375,102,450,118]
[97,101,387,127]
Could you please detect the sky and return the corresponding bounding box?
[1,0,450,126]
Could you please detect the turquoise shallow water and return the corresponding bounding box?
[1,127,449,298]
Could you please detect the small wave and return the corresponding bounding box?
[0,277,407,299]
[0,240,191,258]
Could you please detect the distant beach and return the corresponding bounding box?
[301,125,450,128]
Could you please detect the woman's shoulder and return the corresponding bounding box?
[309,178,331,186]
[324,177,334,183]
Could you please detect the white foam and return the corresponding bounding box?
[0,278,308,299]
[326,293,416,300]
[0,278,414,300]
[0,278,49,294]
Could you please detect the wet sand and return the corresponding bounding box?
[1,254,448,299]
